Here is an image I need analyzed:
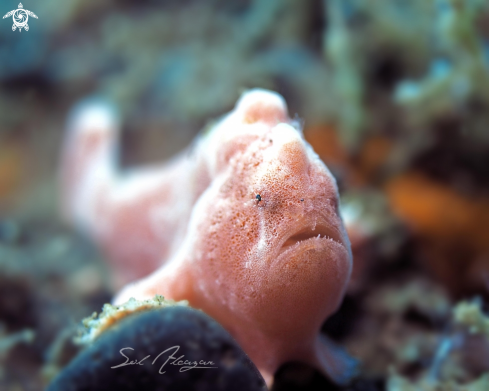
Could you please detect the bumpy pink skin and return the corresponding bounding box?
[61,90,355,386]
[61,102,210,287]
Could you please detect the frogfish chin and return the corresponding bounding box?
[61,89,357,387]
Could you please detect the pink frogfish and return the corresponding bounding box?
[61,89,356,386]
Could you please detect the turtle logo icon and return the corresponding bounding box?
[3,3,38,32]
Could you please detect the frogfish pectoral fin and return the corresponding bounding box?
[311,334,359,385]
[258,369,274,389]
[113,261,194,306]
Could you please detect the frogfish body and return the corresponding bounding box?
[61,89,356,386]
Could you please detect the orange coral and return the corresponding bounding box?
[0,140,23,203]
[387,172,489,252]
[303,124,349,169]
[386,172,489,295]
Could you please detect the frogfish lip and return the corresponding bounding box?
[276,220,347,260]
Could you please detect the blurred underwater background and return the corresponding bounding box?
[1,0,489,390]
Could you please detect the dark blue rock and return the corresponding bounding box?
[47,306,266,391]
